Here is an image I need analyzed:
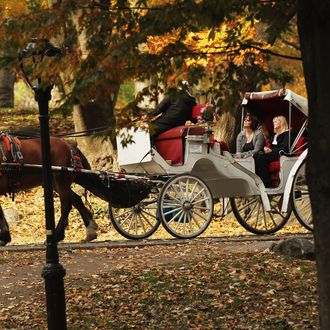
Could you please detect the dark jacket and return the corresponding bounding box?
[150,92,197,136]
[269,131,290,156]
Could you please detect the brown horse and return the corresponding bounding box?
[0,136,98,246]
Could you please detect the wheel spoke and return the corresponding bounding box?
[244,199,258,221]
[192,197,209,206]
[254,201,261,228]
[163,207,182,216]
[140,208,157,218]
[262,207,268,231]
[268,211,278,227]
[193,205,209,210]
[118,211,132,227]
[166,209,184,226]
[126,213,134,233]
[236,199,258,214]
[182,212,187,235]
[163,199,181,207]
[164,194,182,205]
[191,209,208,223]
[140,211,155,228]
[189,187,206,203]
[188,181,198,202]
[190,211,203,228]
[174,211,185,231]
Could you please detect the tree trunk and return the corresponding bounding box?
[72,96,119,171]
[297,1,330,328]
[53,0,119,171]
[0,67,15,108]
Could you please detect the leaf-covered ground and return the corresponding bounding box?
[0,241,318,329]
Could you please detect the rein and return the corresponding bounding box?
[10,126,109,140]
[0,162,151,181]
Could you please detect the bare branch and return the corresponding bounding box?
[281,39,300,51]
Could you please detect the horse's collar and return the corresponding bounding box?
[0,133,23,163]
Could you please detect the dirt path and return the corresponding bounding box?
[0,238,275,306]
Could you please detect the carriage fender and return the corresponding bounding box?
[223,151,271,212]
[281,149,308,213]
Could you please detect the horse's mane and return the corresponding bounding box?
[66,140,91,170]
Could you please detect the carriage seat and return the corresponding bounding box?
[156,126,206,165]
[268,136,307,187]
[154,104,207,165]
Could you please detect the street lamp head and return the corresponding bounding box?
[20,38,61,91]
[21,38,61,59]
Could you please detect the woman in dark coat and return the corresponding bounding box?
[254,115,290,188]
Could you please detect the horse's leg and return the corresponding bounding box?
[54,179,73,242]
[0,204,11,246]
[71,190,98,242]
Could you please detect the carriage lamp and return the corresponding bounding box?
[20,39,67,330]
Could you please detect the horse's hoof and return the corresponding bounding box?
[84,230,97,242]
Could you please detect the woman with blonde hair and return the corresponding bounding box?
[254,115,290,188]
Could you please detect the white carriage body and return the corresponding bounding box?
[117,88,308,214]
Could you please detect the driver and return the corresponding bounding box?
[147,81,197,141]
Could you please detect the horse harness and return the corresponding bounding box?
[0,133,25,199]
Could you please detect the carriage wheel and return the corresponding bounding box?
[109,191,161,240]
[230,194,291,235]
[158,174,213,239]
[291,159,313,231]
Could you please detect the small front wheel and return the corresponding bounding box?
[109,192,161,239]
[158,174,213,239]
[230,195,291,235]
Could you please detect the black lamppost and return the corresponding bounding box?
[20,38,67,329]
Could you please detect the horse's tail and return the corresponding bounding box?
[68,141,151,208]
[67,141,111,201]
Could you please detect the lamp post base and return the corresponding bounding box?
[42,262,67,330]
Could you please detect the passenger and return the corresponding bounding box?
[254,115,290,188]
[147,81,197,142]
[235,113,265,158]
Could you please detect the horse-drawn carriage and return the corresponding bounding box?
[111,88,312,239]
[0,88,312,245]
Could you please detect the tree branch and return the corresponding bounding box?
[281,39,301,51]
[160,43,302,61]
[241,44,301,60]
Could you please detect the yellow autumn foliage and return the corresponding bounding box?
[144,18,268,72]
[0,0,48,19]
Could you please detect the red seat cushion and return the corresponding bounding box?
[268,161,280,172]
[156,125,205,165]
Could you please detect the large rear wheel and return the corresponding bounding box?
[158,174,213,239]
[230,195,291,235]
[291,159,312,231]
